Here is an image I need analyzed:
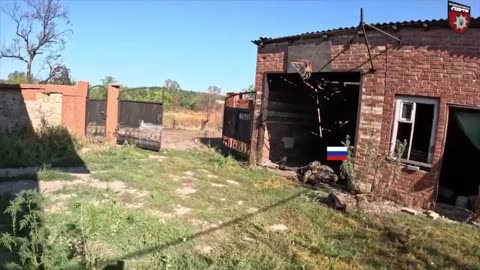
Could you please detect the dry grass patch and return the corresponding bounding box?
[254,177,291,189]
[163,109,223,131]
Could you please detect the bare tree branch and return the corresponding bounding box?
[0,0,71,83]
[0,38,29,63]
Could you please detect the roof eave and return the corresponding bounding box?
[252,17,480,46]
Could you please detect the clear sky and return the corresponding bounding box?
[0,0,479,92]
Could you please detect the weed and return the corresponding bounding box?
[0,121,83,168]
[378,140,407,201]
[0,190,46,269]
[66,202,99,269]
[340,131,407,200]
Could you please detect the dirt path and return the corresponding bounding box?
[161,128,221,151]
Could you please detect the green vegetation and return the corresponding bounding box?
[88,77,225,111]
[6,71,29,84]
[116,86,224,111]
[0,190,49,269]
[1,145,478,269]
[0,123,83,168]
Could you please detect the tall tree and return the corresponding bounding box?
[199,85,221,130]
[101,75,118,88]
[88,75,118,99]
[45,64,73,85]
[164,79,181,110]
[164,79,180,92]
[0,0,72,83]
[206,85,221,111]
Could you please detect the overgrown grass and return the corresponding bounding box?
[163,109,223,131]
[0,123,84,168]
[1,145,479,269]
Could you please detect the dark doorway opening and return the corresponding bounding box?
[438,107,480,211]
[263,72,360,171]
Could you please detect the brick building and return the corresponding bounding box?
[249,18,480,209]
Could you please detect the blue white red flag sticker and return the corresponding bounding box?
[327,147,348,161]
[448,1,471,34]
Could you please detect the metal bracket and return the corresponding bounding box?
[357,8,401,72]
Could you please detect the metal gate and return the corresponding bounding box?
[86,99,107,138]
[86,85,107,139]
[222,92,255,158]
[117,100,163,151]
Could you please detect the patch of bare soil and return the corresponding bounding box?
[174,205,192,216]
[0,172,151,214]
[147,210,174,223]
[359,198,404,215]
[39,177,149,198]
[45,193,78,213]
[226,179,240,186]
[148,154,166,161]
[266,224,288,232]
[167,174,181,182]
[194,244,213,255]
[184,171,196,176]
[176,183,197,196]
[161,128,221,151]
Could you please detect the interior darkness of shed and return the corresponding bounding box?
[438,108,480,210]
[265,72,360,170]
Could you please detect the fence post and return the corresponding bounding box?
[106,84,120,143]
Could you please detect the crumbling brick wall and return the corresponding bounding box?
[252,26,480,208]
[25,92,63,129]
[0,82,89,137]
[0,90,31,132]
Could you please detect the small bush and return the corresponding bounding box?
[340,130,407,200]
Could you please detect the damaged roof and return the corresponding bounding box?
[252,17,480,45]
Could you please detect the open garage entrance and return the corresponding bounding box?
[438,107,480,211]
[261,72,361,170]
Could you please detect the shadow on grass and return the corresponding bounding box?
[99,190,308,269]
[0,84,88,268]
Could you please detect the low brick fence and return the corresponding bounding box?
[0,82,89,137]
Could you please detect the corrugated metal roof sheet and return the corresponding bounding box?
[252,17,480,45]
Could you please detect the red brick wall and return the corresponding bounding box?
[251,44,288,164]
[252,26,480,208]
[61,82,89,137]
[0,82,89,137]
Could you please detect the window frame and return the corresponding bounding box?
[390,96,439,168]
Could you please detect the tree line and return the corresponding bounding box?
[89,77,225,111]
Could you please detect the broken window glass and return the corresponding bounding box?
[401,102,413,121]
[392,97,438,166]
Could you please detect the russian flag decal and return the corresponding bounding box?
[327,146,348,161]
